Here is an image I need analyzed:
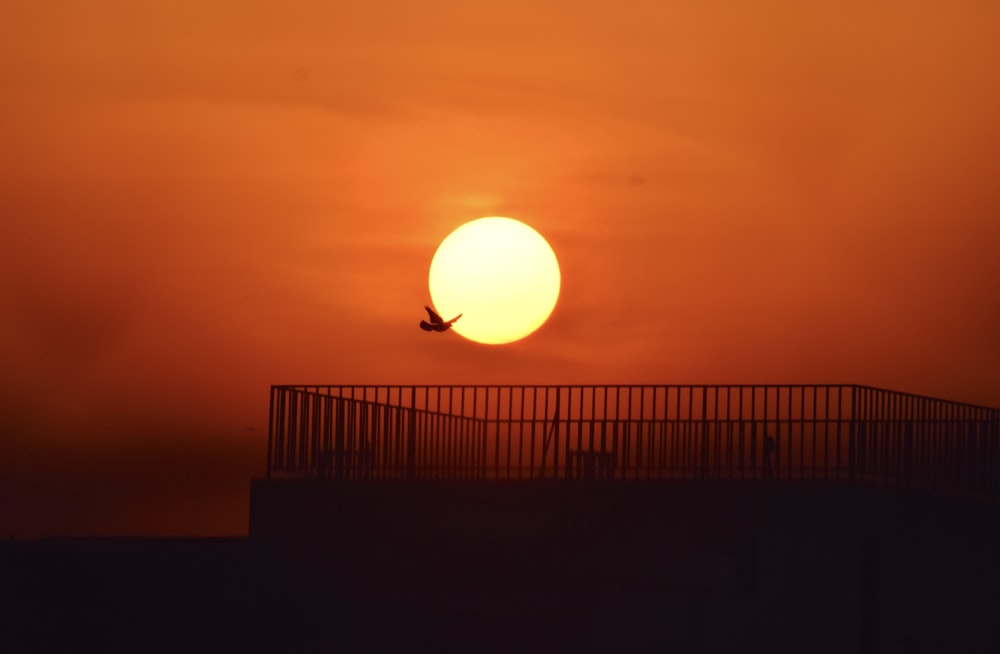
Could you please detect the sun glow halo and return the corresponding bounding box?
[428,217,560,345]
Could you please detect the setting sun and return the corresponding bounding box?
[428,217,561,345]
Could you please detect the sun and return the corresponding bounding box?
[428,217,561,345]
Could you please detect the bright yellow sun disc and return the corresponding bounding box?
[429,217,560,345]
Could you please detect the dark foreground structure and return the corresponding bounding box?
[5,385,999,653]
[248,385,1000,653]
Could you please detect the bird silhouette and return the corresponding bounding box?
[419,305,462,332]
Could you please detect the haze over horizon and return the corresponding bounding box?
[2,0,998,536]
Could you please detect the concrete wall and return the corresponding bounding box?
[249,479,999,653]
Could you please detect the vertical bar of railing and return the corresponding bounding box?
[942,405,956,492]
[278,389,289,473]
[887,390,895,486]
[986,411,991,498]
[474,386,482,478]
[892,392,903,487]
[348,397,358,479]
[667,385,675,479]
[759,386,767,481]
[887,390,894,485]
[823,386,831,481]
[287,388,297,469]
[957,404,965,492]
[322,395,332,475]
[528,387,537,480]
[944,401,953,491]
[984,410,990,498]
[951,402,958,491]
[961,408,982,494]
[378,398,387,480]
[935,398,943,490]
[406,388,417,480]
[930,396,938,490]
[728,386,736,480]
[646,387,654,479]
[677,386,694,479]
[549,386,558,479]
[993,411,999,501]
[968,408,977,494]
[906,392,915,488]
[833,386,842,480]
[849,386,857,482]
[474,386,481,478]
[863,386,870,479]
[892,391,903,487]
[901,394,911,488]
[867,386,874,480]
[544,386,554,479]
[788,385,795,479]
[635,386,644,479]
[919,397,929,490]
[490,386,498,480]
[591,386,610,477]
[860,386,866,481]
[394,402,402,479]
[658,386,667,479]
[334,397,345,479]
[457,386,464,479]
[441,388,449,479]
[566,387,576,480]
[750,386,758,480]
[711,386,719,480]
[962,408,971,493]
[737,387,745,480]
[476,405,483,480]
[788,386,806,479]
[810,385,818,480]
[627,386,635,479]
[779,386,787,480]
[300,390,311,475]
[987,410,1000,500]
[428,388,436,479]
[266,387,276,478]
[700,386,708,480]
[914,396,924,490]
[978,408,987,495]
[685,386,693,479]
[881,389,890,484]
[808,386,816,481]
[871,388,879,483]
[928,399,937,490]
[306,395,322,474]
[287,389,298,473]
[508,386,524,479]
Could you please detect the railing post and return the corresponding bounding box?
[335,398,345,480]
[266,386,275,479]
[849,386,857,482]
[407,407,417,481]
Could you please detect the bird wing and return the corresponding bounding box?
[447,313,463,324]
[424,305,443,324]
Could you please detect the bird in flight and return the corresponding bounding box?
[420,305,462,332]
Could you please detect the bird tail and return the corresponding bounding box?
[419,321,434,331]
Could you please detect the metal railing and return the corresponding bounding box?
[266,385,1000,499]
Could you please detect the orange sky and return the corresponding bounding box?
[2,0,999,536]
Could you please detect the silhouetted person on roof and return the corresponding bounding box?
[763,433,777,480]
[419,306,462,332]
